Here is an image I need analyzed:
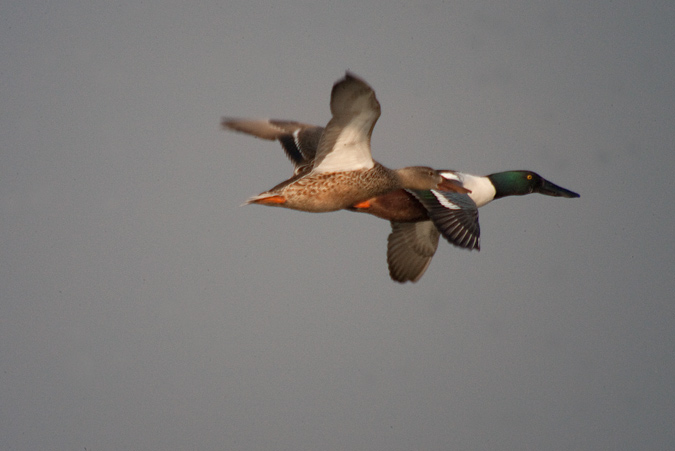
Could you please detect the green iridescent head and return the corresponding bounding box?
[487,171,580,199]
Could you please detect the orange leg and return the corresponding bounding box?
[352,200,372,209]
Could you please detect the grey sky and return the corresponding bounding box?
[2,1,674,450]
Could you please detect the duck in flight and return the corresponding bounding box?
[223,75,579,282]
[240,73,452,213]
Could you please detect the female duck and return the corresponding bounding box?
[243,73,447,212]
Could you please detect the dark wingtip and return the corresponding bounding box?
[337,71,366,87]
[220,116,232,129]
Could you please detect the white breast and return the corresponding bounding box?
[451,172,496,208]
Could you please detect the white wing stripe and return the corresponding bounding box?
[431,190,462,210]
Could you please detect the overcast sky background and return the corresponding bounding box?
[2,1,674,450]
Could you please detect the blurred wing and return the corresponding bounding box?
[313,73,380,173]
[222,118,323,174]
[387,221,440,283]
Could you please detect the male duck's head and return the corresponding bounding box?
[488,171,580,199]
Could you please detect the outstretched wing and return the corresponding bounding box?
[387,221,441,283]
[410,190,481,251]
[313,73,380,173]
[221,118,323,175]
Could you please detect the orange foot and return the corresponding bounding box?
[352,200,372,209]
[254,195,286,205]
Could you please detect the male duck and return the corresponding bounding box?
[240,73,449,213]
[223,117,579,283]
[223,83,579,283]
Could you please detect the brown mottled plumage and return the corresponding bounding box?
[237,73,446,213]
[246,162,443,212]
[222,73,475,282]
